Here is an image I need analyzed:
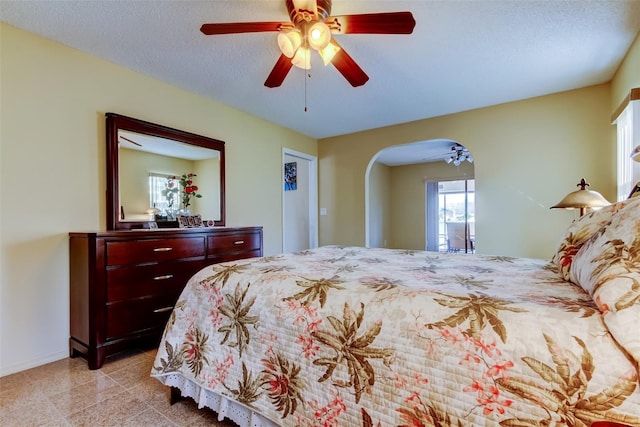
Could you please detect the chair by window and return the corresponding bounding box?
[446,222,474,253]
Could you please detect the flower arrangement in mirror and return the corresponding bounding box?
[178,173,202,212]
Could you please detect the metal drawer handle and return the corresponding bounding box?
[153,274,174,281]
[234,240,245,245]
[153,247,173,252]
[153,306,174,313]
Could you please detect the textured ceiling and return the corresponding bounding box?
[2,0,639,148]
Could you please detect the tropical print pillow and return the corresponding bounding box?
[553,200,628,280]
[569,196,640,363]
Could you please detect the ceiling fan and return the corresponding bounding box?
[200,0,416,88]
[418,143,474,165]
[444,143,473,166]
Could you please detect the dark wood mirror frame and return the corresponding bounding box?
[106,113,226,230]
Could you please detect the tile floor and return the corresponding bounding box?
[0,347,236,426]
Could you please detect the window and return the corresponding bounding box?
[615,103,634,201]
[614,93,639,201]
[426,179,475,253]
[149,173,179,213]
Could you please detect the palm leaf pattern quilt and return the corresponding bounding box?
[152,246,640,426]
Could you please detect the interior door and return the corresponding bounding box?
[282,149,318,253]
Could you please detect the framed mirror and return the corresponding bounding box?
[106,113,225,230]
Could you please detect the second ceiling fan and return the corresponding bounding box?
[200,0,415,88]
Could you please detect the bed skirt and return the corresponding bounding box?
[157,373,281,427]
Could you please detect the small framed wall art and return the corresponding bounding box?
[284,161,297,191]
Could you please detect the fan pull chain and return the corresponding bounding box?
[304,48,310,112]
[305,72,311,112]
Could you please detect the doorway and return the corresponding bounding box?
[282,148,318,253]
[426,179,475,253]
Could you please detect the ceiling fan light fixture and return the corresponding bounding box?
[307,21,331,51]
[319,42,341,65]
[277,30,302,58]
[291,47,311,70]
[444,143,473,166]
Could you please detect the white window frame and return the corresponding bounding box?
[149,173,180,212]
[614,99,640,201]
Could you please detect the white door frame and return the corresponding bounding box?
[282,148,318,251]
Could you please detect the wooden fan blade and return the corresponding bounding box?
[200,22,286,35]
[264,54,294,88]
[329,41,369,87]
[327,11,415,34]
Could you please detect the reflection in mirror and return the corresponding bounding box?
[118,130,220,222]
[106,113,225,230]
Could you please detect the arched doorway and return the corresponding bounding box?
[365,139,474,251]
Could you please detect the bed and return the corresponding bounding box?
[151,196,640,427]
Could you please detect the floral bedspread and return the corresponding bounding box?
[151,246,640,426]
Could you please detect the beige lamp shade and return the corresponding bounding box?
[307,21,331,51]
[291,47,311,69]
[550,178,610,216]
[277,30,302,58]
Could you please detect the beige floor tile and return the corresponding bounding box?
[155,398,238,427]
[0,391,70,427]
[0,377,45,407]
[65,390,148,426]
[21,357,85,383]
[142,348,159,363]
[45,369,105,398]
[129,376,173,408]
[47,373,127,416]
[99,349,146,375]
[119,407,177,427]
[105,359,154,389]
[1,348,239,427]
[153,398,213,424]
[0,370,29,392]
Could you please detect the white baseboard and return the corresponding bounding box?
[0,349,69,377]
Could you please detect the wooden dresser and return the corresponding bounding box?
[69,226,263,369]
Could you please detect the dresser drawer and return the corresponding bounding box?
[106,237,205,266]
[213,249,263,263]
[106,259,204,302]
[207,232,261,256]
[106,295,178,340]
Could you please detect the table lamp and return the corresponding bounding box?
[550,178,610,216]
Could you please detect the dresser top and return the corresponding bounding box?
[69,226,262,238]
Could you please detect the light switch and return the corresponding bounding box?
[320,208,327,216]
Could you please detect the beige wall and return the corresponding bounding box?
[367,162,391,248]
[194,157,221,221]
[0,23,316,375]
[319,84,615,259]
[611,32,640,113]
